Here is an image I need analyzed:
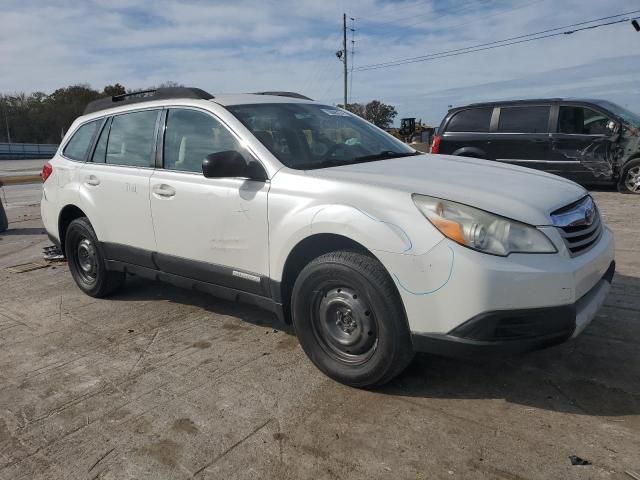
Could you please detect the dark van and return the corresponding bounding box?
[432,98,640,194]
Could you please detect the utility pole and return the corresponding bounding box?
[343,12,348,108]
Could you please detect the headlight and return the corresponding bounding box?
[412,194,556,256]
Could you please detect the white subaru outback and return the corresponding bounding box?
[41,88,615,387]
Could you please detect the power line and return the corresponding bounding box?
[355,10,640,72]
[358,0,488,30]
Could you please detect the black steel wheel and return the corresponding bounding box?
[65,217,124,297]
[292,250,414,387]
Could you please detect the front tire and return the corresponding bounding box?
[291,250,414,387]
[65,217,124,297]
[618,159,640,194]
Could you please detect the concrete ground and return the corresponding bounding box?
[0,183,638,480]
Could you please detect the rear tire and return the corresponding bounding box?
[65,217,124,297]
[0,199,7,233]
[618,159,640,194]
[291,250,414,388]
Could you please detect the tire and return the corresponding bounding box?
[0,199,7,233]
[291,250,414,388]
[618,158,640,194]
[65,217,124,297]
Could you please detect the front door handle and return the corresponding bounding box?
[152,184,176,198]
[84,175,100,186]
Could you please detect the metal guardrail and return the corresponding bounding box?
[0,143,58,160]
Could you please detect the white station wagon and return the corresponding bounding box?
[41,88,615,387]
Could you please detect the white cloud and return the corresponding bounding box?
[1,0,639,124]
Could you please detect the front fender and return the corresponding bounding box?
[269,201,442,282]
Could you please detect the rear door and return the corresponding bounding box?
[439,107,493,158]
[79,109,160,266]
[490,105,553,170]
[548,104,616,183]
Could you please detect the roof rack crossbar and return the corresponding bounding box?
[253,91,313,100]
[84,87,214,115]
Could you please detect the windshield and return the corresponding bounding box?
[226,103,417,169]
[592,100,640,128]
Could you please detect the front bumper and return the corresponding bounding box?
[411,260,614,357]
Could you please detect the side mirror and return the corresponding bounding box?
[202,151,267,181]
[607,120,619,134]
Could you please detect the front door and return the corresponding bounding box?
[149,108,270,295]
[549,104,617,183]
[79,109,160,266]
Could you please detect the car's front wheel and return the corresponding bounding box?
[291,250,414,387]
[618,158,640,194]
[65,217,124,297]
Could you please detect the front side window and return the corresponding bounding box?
[558,106,611,135]
[163,109,240,173]
[447,108,493,132]
[498,106,550,133]
[227,103,416,170]
[106,110,158,167]
[63,120,100,161]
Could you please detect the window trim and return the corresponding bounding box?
[159,105,267,177]
[60,118,105,163]
[493,104,552,134]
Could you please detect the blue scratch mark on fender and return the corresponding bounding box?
[310,204,413,253]
[393,245,455,295]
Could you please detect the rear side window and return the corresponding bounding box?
[106,110,158,167]
[558,106,610,135]
[63,120,100,160]
[446,108,493,132]
[163,109,240,173]
[498,106,550,133]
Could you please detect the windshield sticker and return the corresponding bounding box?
[321,109,350,117]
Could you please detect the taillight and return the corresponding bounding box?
[41,162,53,182]
[430,135,441,154]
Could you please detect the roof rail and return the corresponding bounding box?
[253,91,313,100]
[83,87,214,115]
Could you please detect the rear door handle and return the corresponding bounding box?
[84,175,100,186]
[152,183,176,198]
[532,139,548,143]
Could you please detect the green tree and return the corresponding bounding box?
[340,100,398,128]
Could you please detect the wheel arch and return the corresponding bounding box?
[277,233,381,324]
[452,147,486,159]
[58,204,88,254]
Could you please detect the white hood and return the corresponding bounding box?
[306,154,587,226]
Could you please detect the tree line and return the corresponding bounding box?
[0,82,398,144]
[0,82,185,144]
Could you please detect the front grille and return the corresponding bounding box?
[551,196,602,256]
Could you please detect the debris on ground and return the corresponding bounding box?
[6,261,52,273]
[569,455,592,466]
[43,244,65,262]
[626,471,640,480]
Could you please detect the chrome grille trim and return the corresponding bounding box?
[551,196,602,256]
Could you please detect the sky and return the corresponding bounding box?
[1,0,639,125]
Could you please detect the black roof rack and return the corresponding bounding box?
[253,91,313,100]
[84,87,214,115]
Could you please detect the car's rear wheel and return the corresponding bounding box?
[65,217,124,297]
[291,250,414,387]
[618,159,640,194]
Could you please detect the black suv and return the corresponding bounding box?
[432,98,640,193]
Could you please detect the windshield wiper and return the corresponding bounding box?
[352,150,421,162]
